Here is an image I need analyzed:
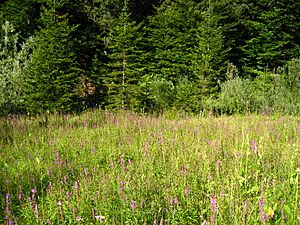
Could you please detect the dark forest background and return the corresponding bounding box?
[0,0,299,115]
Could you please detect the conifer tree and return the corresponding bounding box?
[237,0,299,76]
[104,0,144,110]
[192,1,227,98]
[24,0,82,112]
[145,0,199,82]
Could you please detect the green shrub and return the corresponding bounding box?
[209,77,259,114]
[0,21,30,115]
[211,59,300,115]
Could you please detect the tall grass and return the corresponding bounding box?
[1,111,300,224]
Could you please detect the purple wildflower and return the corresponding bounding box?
[18,193,22,201]
[259,197,267,224]
[5,193,11,216]
[185,188,190,197]
[131,200,136,210]
[63,175,68,184]
[170,197,178,206]
[74,181,79,191]
[47,167,52,176]
[55,151,61,165]
[210,197,217,214]
[250,140,258,154]
[120,180,125,191]
[5,215,13,225]
[6,193,10,204]
[66,191,71,199]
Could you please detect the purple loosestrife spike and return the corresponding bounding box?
[6,193,10,204]
[120,180,125,191]
[5,194,11,216]
[18,193,22,201]
[259,197,267,224]
[63,175,67,184]
[55,151,60,164]
[170,197,178,206]
[131,200,136,210]
[66,192,71,199]
[5,215,13,225]
[47,167,52,176]
[173,197,178,206]
[210,197,217,214]
[74,181,79,191]
[250,140,258,154]
[185,188,190,197]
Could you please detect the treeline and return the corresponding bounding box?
[0,0,299,115]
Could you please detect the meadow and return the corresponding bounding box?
[0,111,300,224]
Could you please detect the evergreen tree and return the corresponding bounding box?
[214,0,300,77]
[84,0,124,108]
[145,0,200,82]
[104,0,144,110]
[24,1,82,112]
[0,0,41,43]
[191,1,228,98]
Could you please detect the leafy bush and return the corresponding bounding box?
[210,59,300,115]
[209,77,260,114]
[0,21,31,116]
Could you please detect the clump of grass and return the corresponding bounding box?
[1,111,300,224]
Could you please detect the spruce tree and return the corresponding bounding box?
[24,0,82,112]
[239,0,300,76]
[145,0,199,82]
[104,0,144,110]
[191,1,227,98]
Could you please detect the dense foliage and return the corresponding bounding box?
[0,0,299,115]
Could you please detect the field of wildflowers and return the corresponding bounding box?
[1,111,300,224]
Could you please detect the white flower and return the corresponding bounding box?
[95,215,106,221]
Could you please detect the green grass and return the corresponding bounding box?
[1,111,300,224]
